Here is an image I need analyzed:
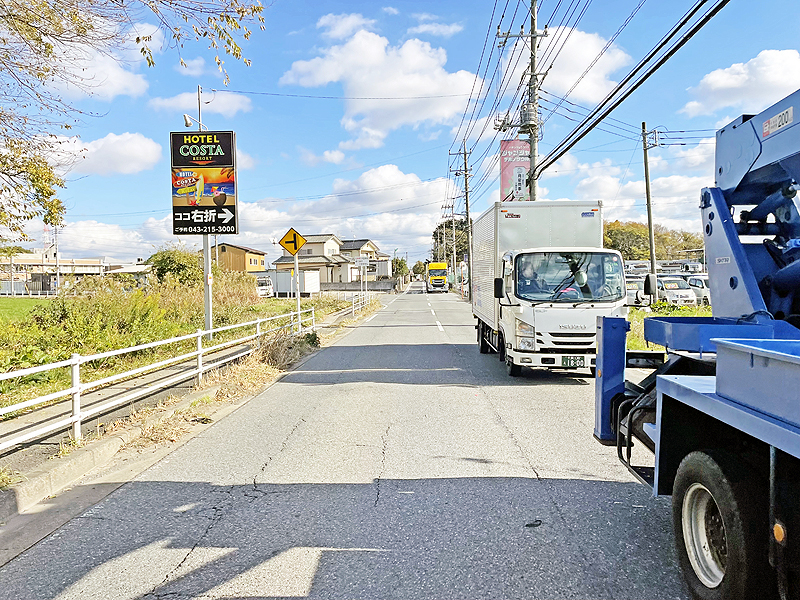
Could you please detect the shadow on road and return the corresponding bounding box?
[282,343,593,387]
[0,476,687,599]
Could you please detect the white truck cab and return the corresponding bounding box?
[493,247,627,375]
[473,200,627,376]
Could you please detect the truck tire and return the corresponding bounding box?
[672,450,770,600]
[478,323,490,354]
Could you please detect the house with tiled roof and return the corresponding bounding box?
[272,234,392,283]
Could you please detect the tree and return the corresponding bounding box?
[604,221,651,260]
[604,220,703,261]
[412,261,426,275]
[431,218,470,264]
[146,245,204,285]
[391,257,409,276]
[0,0,266,239]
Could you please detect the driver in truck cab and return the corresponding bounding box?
[517,258,544,295]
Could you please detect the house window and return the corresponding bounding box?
[261,259,264,265]
[307,249,313,254]
[221,247,227,253]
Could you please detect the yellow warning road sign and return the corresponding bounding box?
[279,228,307,256]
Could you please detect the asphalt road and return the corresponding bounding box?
[0,282,689,599]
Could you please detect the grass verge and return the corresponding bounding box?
[627,303,713,350]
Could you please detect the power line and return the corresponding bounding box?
[219,89,471,100]
[536,0,730,178]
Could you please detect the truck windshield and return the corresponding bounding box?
[662,279,690,290]
[428,269,447,277]
[515,252,625,302]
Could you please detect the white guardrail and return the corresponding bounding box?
[0,307,315,452]
[351,292,373,316]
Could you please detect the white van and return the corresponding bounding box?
[256,275,274,298]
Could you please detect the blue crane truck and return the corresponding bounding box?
[594,89,800,600]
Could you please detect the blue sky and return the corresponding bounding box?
[23,0,800,265]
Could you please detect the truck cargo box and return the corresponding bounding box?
[472,200,603,329]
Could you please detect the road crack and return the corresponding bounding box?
[252,416,306,490]
[145,485,235,598]
[373,423,392,507]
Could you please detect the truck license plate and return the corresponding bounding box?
[562,356,585,368]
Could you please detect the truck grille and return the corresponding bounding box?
[536,331,596,350]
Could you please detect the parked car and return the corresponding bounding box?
[656,277,697,306]
[256,275,274,298]
[686,274,710,305]
[626,278,650,306]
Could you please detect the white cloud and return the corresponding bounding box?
[571,172,711,233]
[503,28,631,104]
[236,148,256,170]
[63,220,165,262]
[58,133,162,176]
[655,139,716,175]
[383,7,399,16]
[451,116,493,144]
[407,23,463,38]
[323,150,346,164]
[281,31,477,149]
[236,165,447,260]
[298,147,347,166]
[317,13,376,40]
[54,23,164,101]
[681,50,800,117]
[148,91,252,118]
[412,13,438,22]
[175,57,206,77]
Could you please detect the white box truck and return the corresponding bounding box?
[473,200,627,376]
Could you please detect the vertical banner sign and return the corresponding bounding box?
[170,131,238,235]
[500,139,531,202]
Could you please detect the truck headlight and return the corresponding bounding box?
[516,319,535,337]
[518,337,535,351]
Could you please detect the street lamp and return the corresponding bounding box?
[183,114,208,130]
[183,85,212,338]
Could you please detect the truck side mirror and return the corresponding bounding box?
[643,273,657,295]
[494,277,504,298]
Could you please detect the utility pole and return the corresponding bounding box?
[497,1,547,201]
[54,226,60,292]
[450,142,473,301]
[642,122,658,280]
[451,203,456,287]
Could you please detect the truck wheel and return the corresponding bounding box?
[672,451,769,600]
[478,323,490,354]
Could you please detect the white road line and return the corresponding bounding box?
[366,315,377,322]
[430,309,435,315]
[436,321,444,331]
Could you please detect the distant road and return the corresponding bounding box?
[0,281,689,599]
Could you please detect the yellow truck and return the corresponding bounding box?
[426,262,448,293]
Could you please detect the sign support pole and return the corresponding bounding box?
[294,252,301,332]
[203,234,212,339]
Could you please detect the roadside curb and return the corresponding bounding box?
[0,385,221,523]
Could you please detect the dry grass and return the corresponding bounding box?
[50,300,373,454]
[0,467,22,489]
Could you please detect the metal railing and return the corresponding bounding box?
[0,307,315,452]
[351,292,373,316]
